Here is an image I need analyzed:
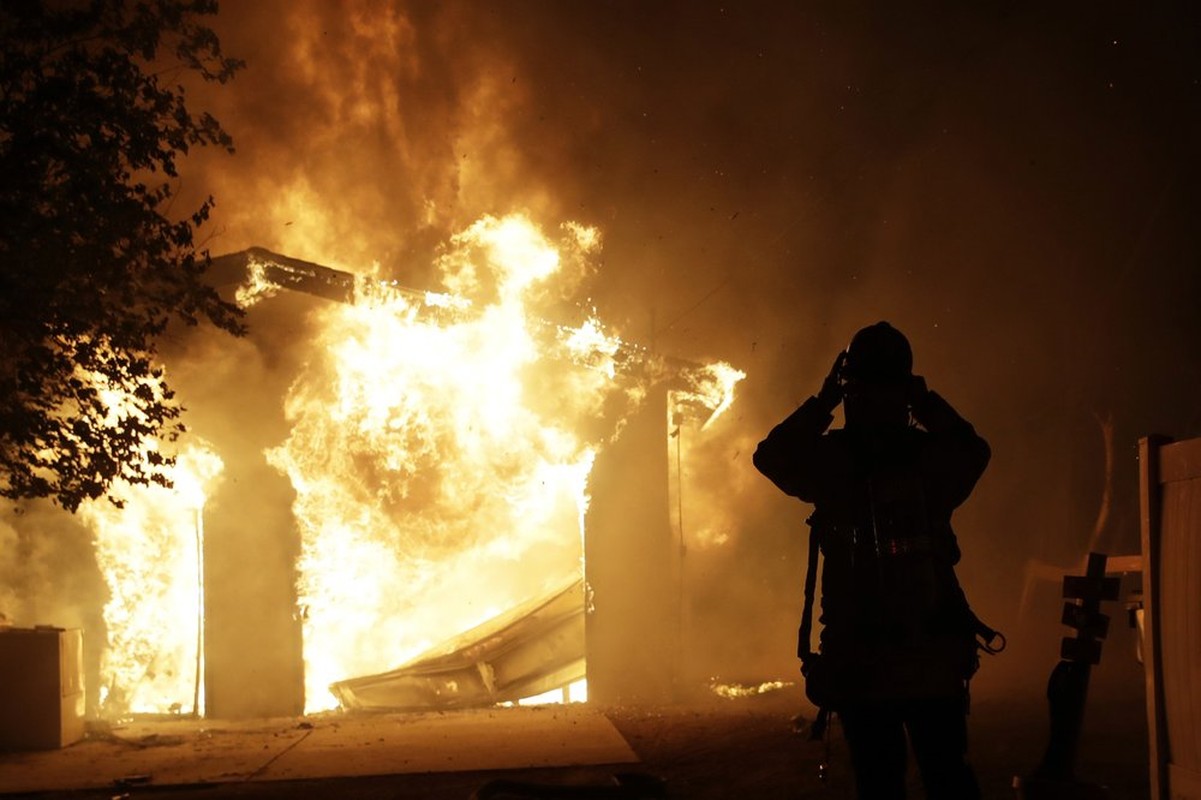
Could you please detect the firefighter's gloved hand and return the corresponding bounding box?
[817,351,847,413]
[907,374,935,428]
[908,374,929,406]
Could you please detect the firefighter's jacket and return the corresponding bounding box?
[753,389,990,702]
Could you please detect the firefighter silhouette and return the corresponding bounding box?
[754,322,992,800]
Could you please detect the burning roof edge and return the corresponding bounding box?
[207,247,740,425]
[209,247,358,304]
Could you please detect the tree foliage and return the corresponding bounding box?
[0,0,245,511]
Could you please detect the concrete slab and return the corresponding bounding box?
[0,705,638,794]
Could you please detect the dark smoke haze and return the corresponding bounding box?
[6,2,1199,710]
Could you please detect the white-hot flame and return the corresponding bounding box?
[709,679,792,699]
[267,214,633,711]
[235,258,281,308]
[563,317,622,379]
[80,442,223,715]
[667,362,747,551]
[677,361,746,430]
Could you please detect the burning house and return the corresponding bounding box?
[0,215,745,720]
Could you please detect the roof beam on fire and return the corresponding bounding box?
[210,247,360,304]
[209,247,719,420]
[211,246,440,308]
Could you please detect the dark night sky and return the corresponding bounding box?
[178,1,1201,688]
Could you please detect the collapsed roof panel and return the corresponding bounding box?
[329,578,585,711]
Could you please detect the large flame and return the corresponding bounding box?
[79,441,223,715]
[59,213,745,717]
[266,213,631,711]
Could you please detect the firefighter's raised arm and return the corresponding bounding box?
[909,376,991,509]
[752,351,845,502]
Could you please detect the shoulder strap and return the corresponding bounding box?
[798,520,832,741]
[797,519,821,661]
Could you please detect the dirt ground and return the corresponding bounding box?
[20,685,1148,800]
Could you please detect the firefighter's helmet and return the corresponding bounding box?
[843,322,912,385]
